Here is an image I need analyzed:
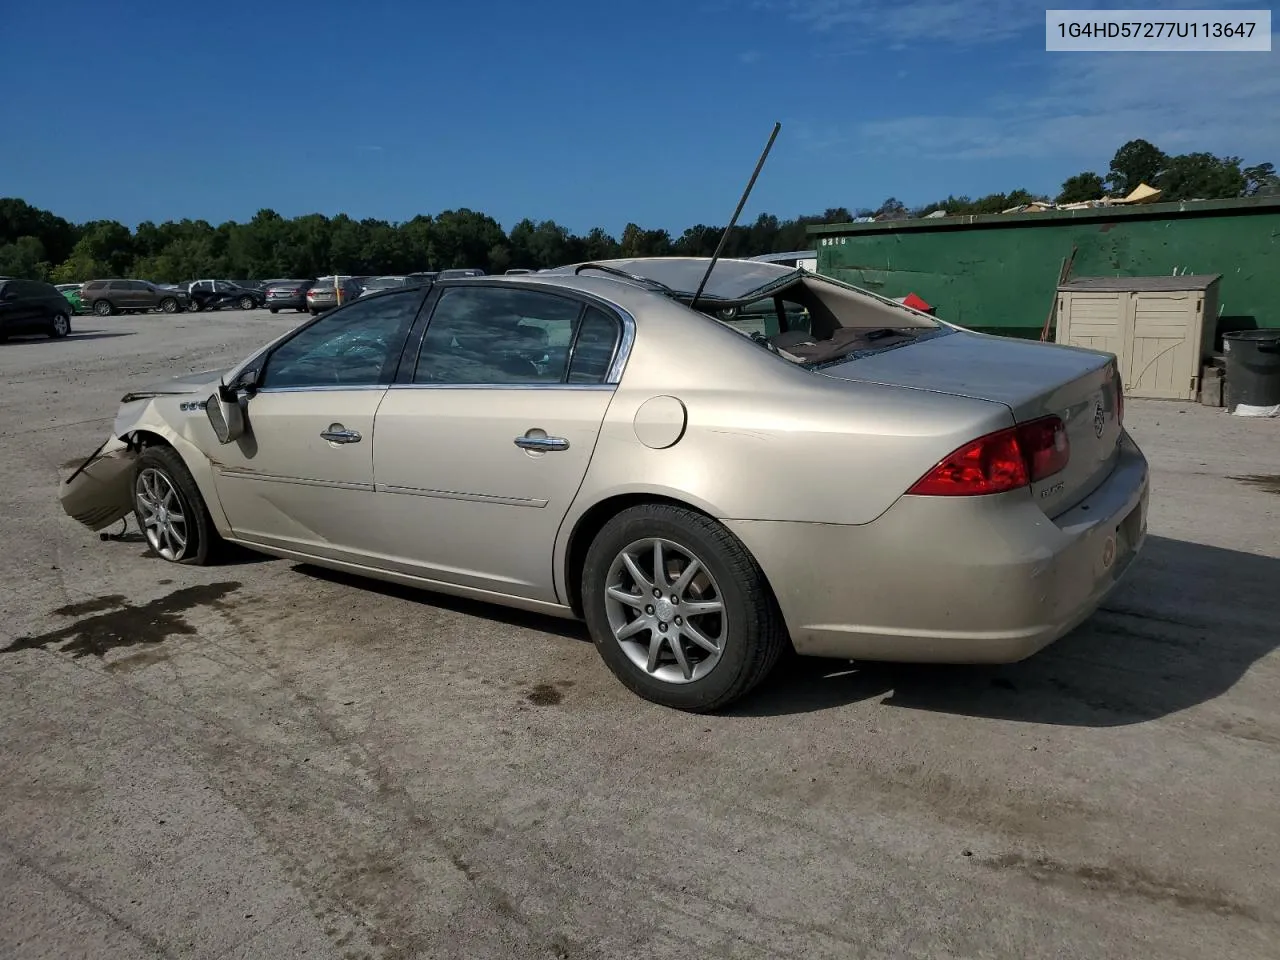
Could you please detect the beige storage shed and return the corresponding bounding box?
[1054,274,1221,400]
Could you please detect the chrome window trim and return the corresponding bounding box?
[254,384,389,394]
[387,382,615,393]
[603,303,635,384]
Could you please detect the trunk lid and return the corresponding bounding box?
[820,329,1123,517]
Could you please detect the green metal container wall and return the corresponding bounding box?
[809,198,1280,342]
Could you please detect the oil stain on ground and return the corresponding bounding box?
[2,583,241,659]
[525,679,575,706]
[1231,474,1280,495]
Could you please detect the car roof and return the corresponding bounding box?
[537,257,800,303]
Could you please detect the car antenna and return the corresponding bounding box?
[689,121,781,311]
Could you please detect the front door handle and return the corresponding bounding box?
[320,424,362,444]
[514,435,569,452]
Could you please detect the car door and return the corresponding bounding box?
[208,288,425,563]
[369,283,624,602]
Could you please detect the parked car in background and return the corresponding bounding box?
[358,276,410,297]
[504,268,535,275]
[436,268,485,279]
[406,271,438,285]
[0,278,74,339]
[305,276,363,314]
[79,279,190,316]
[55,283,84,314]
[187,279,266,312]
[264,278,317,313]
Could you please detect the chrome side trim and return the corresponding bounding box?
[387,382,615,392]
[217,469,373,491]
[377,484,548,508]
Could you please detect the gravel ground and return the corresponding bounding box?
[1,309,1278,960]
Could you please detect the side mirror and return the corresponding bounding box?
[205,392,245,444]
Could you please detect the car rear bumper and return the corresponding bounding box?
[266,296,306,310]
[725,432,1150,664]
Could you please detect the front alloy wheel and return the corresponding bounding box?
[604,537,725,683]
[131,446,219,565]
[135,467,191,561]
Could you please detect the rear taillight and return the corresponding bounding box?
[907,415,1069,497]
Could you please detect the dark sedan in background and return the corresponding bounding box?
[264,278,318,313]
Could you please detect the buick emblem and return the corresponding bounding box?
[1093,400,1105,438]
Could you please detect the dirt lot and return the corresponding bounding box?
[1,309,1278,960]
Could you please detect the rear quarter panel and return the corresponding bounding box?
[553,297,1013,595]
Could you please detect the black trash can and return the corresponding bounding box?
[1222,330,1280,414]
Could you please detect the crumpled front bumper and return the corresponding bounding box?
[59,436,138,531]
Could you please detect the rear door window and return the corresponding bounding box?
[412,286,620,385]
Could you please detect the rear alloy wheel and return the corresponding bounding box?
[159,297,179,313]
[93,299,114,317]
[238,295,255,310]
[132,446,220,565]
[48,312,71,338]
[582,504,787,711]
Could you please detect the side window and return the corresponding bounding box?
[567,307,621,384]
[413,287,584,385]
[260,290,422,389]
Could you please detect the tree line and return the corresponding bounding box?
[2,139,1273,284]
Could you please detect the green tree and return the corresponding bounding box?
[1107,139,1166,195]
[1157,153,1246,201]
[0,236,51,279]
[1057,172,1105,203]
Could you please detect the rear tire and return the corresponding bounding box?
[48,311,71,338]
[269,307,279,314]
[581,503,787,712]
[92,299,114,317]
[132,445,221,566]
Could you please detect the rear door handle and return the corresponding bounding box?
[320,425,362,444]
[514,435,569,451]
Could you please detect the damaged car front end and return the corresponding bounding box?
[58,370,229,533]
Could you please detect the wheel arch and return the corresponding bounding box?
[557,490,781,620]
[120,426,232,536]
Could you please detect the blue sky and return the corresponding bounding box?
[2,0,1275,235]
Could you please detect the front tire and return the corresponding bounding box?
[132,446,220,565]
[160,297,179,314]
[238,295,256,310]
[48,311,71,338]
[581,504,787,712]
[269,307,279,314]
